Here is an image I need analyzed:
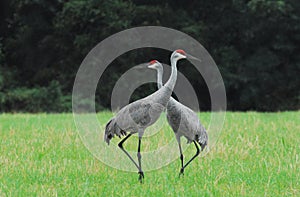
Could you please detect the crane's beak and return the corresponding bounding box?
[134,64,148,70]
[186,54,201,62]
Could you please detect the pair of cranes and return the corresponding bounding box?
[104,49,208,183]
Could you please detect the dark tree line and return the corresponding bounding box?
[0,0,299,112]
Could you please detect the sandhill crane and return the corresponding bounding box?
[104,49,188,183]
[147,60,208,176]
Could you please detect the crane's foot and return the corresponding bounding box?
[179,168,184,177]
[138,171,144,183]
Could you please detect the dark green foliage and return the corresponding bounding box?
[0,0,299,112]
[0,80,65,112]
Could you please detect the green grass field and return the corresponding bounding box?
[0,112,299,196]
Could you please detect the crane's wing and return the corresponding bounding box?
[115,99,159,130]
[128,101,152,127]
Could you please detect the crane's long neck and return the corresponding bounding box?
[157,67,163,89]
[152,56,178,107]
[164,57,177,91]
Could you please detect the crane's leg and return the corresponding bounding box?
[137,136,144,183]
[181,140,200,173]
[118,134,139,170]
[177,138,184,177]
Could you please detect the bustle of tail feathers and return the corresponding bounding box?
[104,118,126,145]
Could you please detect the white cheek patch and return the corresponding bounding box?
[148,64,156,69]
[176,53,186,59]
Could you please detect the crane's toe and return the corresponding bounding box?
[138,171,144,183]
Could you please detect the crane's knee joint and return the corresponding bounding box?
[118,143,123,149]
[180,154,184,160]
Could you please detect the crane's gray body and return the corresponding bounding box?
[104,85,172,143]
[166,97,207,146]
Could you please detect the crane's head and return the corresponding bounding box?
[147,60,163,70]
[171,49,201,62]
[171,49,187,61]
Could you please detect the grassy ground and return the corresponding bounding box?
[0,112,299,196]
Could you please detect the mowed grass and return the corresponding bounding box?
[0,112,299,196]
